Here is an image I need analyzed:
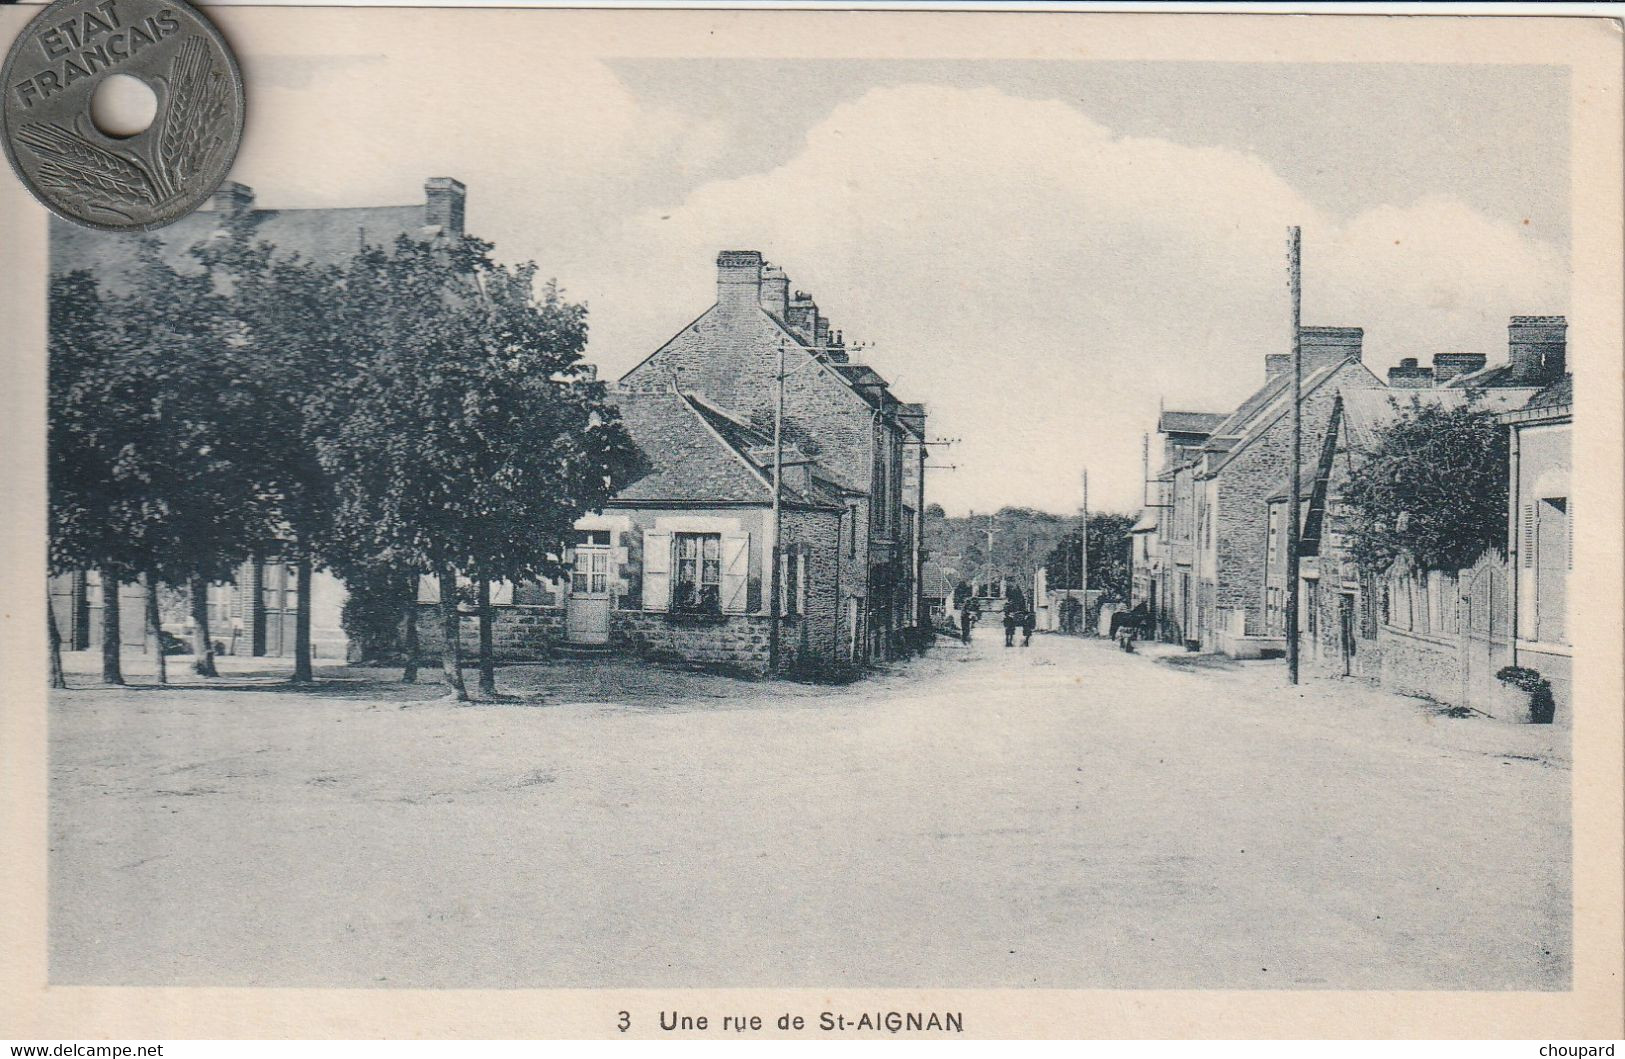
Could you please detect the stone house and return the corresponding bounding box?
[1136,409,1226,647]
[1189,328,1382,656]
[616,250,928,664]
[429,388,850,675]
[1262,386,1534,690]
[1503,371,1572,714]
[48,176,475,660]
[1263,314,1566,720]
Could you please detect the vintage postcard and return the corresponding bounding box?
[0,3,1620,1041]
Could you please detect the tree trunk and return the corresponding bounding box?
[144,572,167,685]
[189,574,218,677]
[46,590,66,690]
[438,567,466,701]
[402,585,419,684]
[477,577,496,698]
[99,567,123,686]
[292,555,314,683]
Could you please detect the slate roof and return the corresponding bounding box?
[50,203,439,287]
[1158,410,1226,436]
[1437,361,1545,390]
[1524,373,1572,411]
[1203,357,1382,475]
[610,391,842,510]
[1340,386,1539,450]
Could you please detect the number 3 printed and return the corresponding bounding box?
[617,1011,630,1033]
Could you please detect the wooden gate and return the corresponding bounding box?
[1461,558,1511,713]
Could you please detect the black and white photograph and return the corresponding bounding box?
[1,1,1621,1042]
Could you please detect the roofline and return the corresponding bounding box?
[1201,358,1378,478]
[617,303,719,385]
[1501,403,1572,426]
[602,497,843,513]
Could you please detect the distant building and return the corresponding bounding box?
[49,177,473,660]
[1137,409,1226,647]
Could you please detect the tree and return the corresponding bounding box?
[1341,399,1509,573]
[312,235,636,700]
[206,226,351,684]
[49,269,130,685]
[1043,512,1135,601]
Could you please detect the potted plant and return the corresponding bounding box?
[1494,665,1556,724]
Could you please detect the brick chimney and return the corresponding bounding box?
[1387,357,1434,389]
[209,181,254,217]
[1508,315,1566,384]
[424,177,466,235]
[1264,328,1360,379]
[716,250,763,311]
[786,291,819,344]
[1299,326,1364,371]
[1433,351,1486,385]
[759,263,789,318]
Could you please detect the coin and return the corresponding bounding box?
[1,0,244,232]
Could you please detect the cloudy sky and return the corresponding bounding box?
[230,22,1569,516]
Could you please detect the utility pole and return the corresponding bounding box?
[985,514,998,596]
[1286,226,1303,686]
[1080,469,1090,596]
[769,339,786,677]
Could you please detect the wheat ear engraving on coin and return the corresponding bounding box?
[2,0,244,231]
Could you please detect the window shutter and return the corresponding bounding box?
[1521,504,1536,568]
[797,546,808,616]
[642,530,672,612]
[721,531,750,614]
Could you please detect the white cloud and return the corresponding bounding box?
[571,84,1565,514]
[226,56,1564,515]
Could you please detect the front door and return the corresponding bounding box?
[256,562,299,657]
[566,542,612,644]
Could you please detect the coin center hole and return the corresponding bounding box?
[90,74,158,139]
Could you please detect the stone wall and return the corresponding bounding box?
[1377,624,1461,702]
[612,611,774,674]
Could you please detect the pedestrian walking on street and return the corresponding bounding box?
[1003,606,1018,647]
[960,597,979,644]
[1021,607,1035,647]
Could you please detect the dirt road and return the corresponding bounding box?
[49,634,1569,988]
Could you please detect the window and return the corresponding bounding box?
[847,503,858,559]
[674,533,722,614]
[570,548,609,595]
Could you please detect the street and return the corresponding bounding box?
[49,634,1570,990]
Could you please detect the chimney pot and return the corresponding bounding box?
[1298,326,1364,370]
[716,250,764,311]
[1433,351,1486,384]
[1507,315,1566,384]
[424,177,466,235]
[759,263,789,317]
[1387,360,1435,389]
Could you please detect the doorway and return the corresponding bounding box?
[566,533,612,645]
